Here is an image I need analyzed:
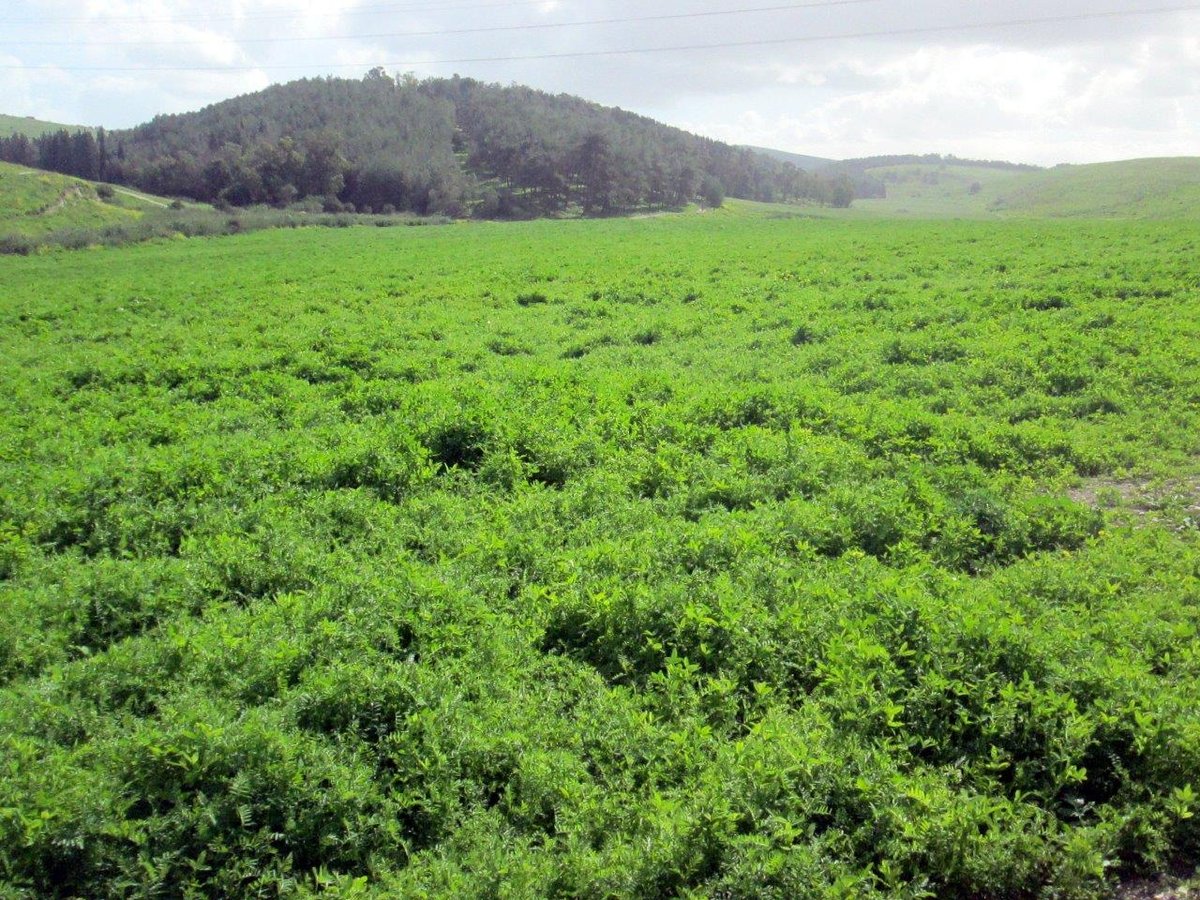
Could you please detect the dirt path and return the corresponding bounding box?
[111,187,168,208]
[36,184,84,216]
[16,170,169,207]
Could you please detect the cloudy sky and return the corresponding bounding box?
[2,0,1198,165]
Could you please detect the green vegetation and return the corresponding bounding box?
[991,158,1200,219]
[815,153,1041,205]
[0,160,143,241]
[1,72,850,217]
[850,164,1029,218]
[742,145,839,171]
[0,113,90,139]
[843,157,1200,220]
[0,161,448,254]
[1,206,1198,897]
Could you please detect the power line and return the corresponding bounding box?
[4,0,605,28]
[4,0,886,48]
[3,4,1197,71]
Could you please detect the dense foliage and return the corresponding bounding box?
[0,209,1198,896]
[0,128,114,183]
[0,72,851,217]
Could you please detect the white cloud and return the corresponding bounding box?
[0,0,1197,162]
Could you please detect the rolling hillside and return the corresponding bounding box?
[741,145,839,171]
[990,157,1200,219]
[0,161,150,239]
[849,162,1030,217]
[0,114,90,138]
[847,156,1200,219]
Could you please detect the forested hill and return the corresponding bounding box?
[0,71,853,217]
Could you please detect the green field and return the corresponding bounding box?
[0,114,91,139]
[1,207,1199,896]
[853,158,1200,220]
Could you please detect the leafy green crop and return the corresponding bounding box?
[0,208,1197,897]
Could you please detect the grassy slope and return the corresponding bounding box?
[0,113,91,138]
[851,158,1200,219]
[0,207,1198,896]
[0,161,150,237]
[744,145,839,171]
[992,157,1200,219]
[851,164,1027,218]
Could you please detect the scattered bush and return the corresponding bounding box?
[0,234,33,255]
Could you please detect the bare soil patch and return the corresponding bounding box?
[35,184,86,216]
[1069,473,1200,529]
[1116,871,1200,899]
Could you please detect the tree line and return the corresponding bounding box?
[0,71,856,217]
[0,129,112,182]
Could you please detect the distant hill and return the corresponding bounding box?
[742,146,839,171]
[1,73,852,218]
[824,154,1042,201]
[741,150,1038,201]
[0,114,91,139]
[989,158,1200,219]
[847,157,1200,219]
[845,162,1029,216]
[9,91,1193,221]
[832,153,1041,176]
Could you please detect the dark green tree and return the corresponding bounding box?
[700,175,725,208]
